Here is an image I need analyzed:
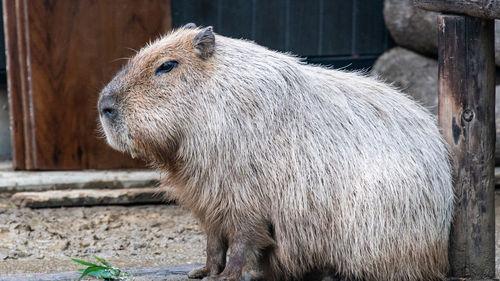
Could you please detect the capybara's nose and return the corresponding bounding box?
[98,94,117,120]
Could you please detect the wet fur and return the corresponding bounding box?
[99,27,454,281]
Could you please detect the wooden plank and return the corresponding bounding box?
[0,169,159,193]
[287,0,320,56]
[253,0,287,51]
[171,0,219,29]
[218,0,253,40]
[17,0,35,169]
[22,0,171,170]
[9,188,167,208]
[354,0,386,54]
[415,0,500,20]
[438,15,496,278]
[0,4,6,76]
[2,0,25,169]
[321,0,353,56]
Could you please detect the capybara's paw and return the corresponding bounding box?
[188,266,211,279]
[201,273,263,281]
[201,277,235,281]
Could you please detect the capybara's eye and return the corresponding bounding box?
[155,60,179,76]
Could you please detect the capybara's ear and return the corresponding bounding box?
[183,22,196,29]
[192,26,215,60]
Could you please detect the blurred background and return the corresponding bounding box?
[1,0,499,171]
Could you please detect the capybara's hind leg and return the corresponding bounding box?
[188,234,228,279]
[204,234,271,281]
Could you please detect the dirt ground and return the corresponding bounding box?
[0,201,205,276]
[0,191,499,278]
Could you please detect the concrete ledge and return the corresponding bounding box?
[0,169,161,193]
[0,265,199,281]
[9,188,168,208]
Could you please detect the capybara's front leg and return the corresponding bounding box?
[188,234,228,279]
[204,238,266,281]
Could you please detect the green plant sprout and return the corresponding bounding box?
[72,255,133,280]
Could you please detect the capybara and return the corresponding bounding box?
[98,24,454,281]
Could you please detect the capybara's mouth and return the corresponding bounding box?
[99,116,128,153]
[100,119,120,150]
[100,116,143,160]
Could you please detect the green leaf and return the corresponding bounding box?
[72,256,128,280]
[78,269,105,278]
[72,258,100,267]
[93,255,112,267]
[78,266,107,280]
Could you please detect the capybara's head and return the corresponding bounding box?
[98,24,215,160]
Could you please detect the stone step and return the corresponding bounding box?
[0,163,160,193]
[9,188,168,208]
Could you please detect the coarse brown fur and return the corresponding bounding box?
[98,25,454,281]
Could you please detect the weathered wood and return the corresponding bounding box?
[15,0,35,170]
[25,0,172,169]
[9,188,167,208]
[5,0,173,170]
[2,0,25,169]
[415,0,500,20]
[438,15,496,279]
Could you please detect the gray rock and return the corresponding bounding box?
[384,0,438,56]
[384,0,500,65]
[372,47,438,114]
[0,248,8,260]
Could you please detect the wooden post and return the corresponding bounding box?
[438,14,496,280]
[415,1,498,280]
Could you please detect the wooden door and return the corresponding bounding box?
[4,0,171,170]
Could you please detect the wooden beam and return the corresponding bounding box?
[15,0,34,169]
[438,14,496,279]
[415,0,500,20]
[2,0,25,169]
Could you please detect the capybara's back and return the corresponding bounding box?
[98,25,454,281]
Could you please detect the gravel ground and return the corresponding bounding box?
[0,200,205,276]
[0,191,499,278]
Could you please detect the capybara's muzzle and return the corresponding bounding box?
[98,94,118,120]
